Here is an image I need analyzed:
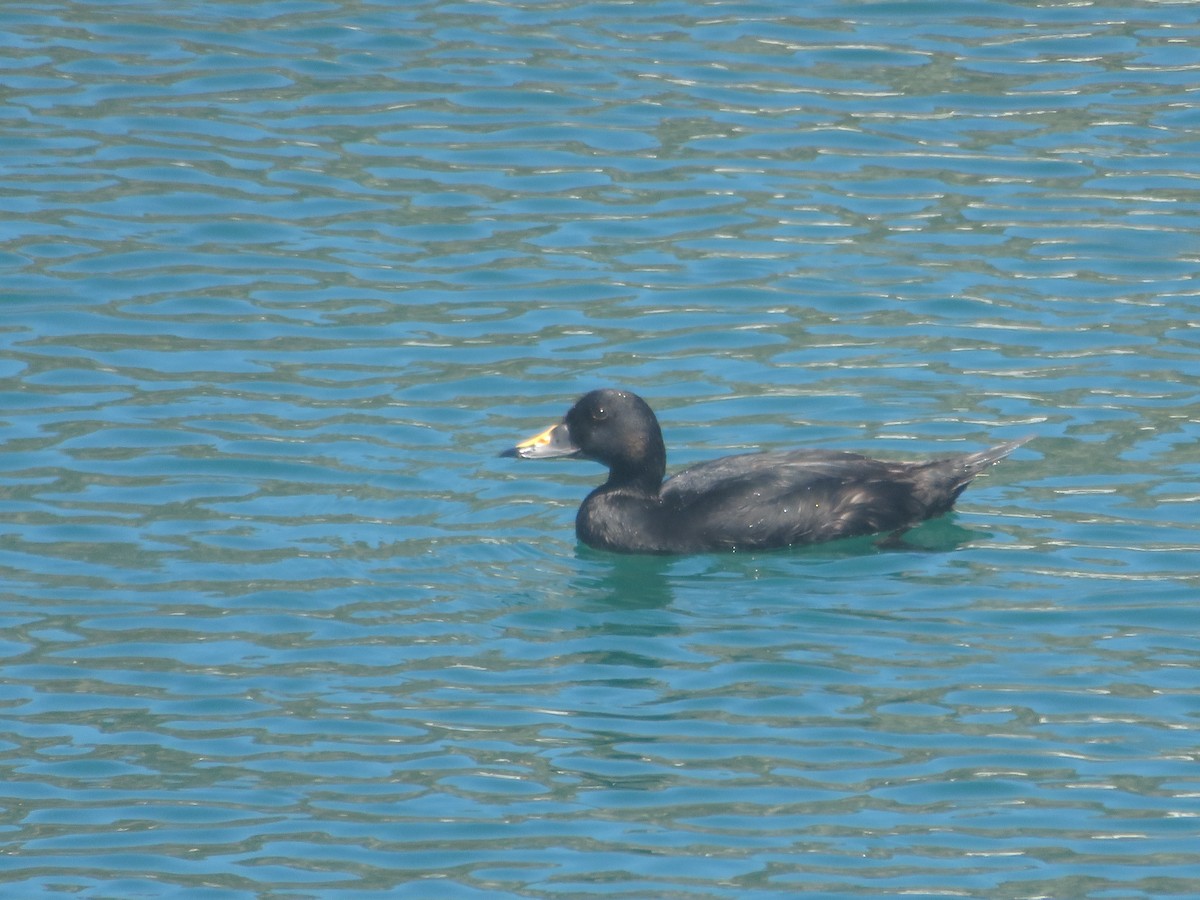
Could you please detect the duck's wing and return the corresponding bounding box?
[660,450,925,549]
[658,443,1026,551]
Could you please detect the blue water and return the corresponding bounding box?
[2,1,1199,897]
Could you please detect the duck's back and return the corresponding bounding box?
[578,443,1025,554]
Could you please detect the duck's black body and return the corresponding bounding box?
[502,389,1027,555]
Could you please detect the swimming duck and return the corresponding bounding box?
[502,389,1027,554]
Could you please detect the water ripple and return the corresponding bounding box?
[1,0,1198,897]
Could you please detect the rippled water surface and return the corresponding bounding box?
[2,1,1199,897]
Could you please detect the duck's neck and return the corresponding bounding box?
[604,439,666,497]
[604,465,662,497]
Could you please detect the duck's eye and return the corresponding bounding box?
[592,405,608,421]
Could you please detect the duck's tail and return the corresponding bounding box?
[917,436,1032,514]
[958,437,1032,472]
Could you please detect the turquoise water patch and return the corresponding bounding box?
[0,1,1197,898]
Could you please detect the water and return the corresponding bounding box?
[2,1,1198,897]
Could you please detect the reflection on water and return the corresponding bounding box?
[1,0,1198,896]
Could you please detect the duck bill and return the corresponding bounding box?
[501,422,581,459]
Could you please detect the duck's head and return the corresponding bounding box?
[501,389,667,489]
